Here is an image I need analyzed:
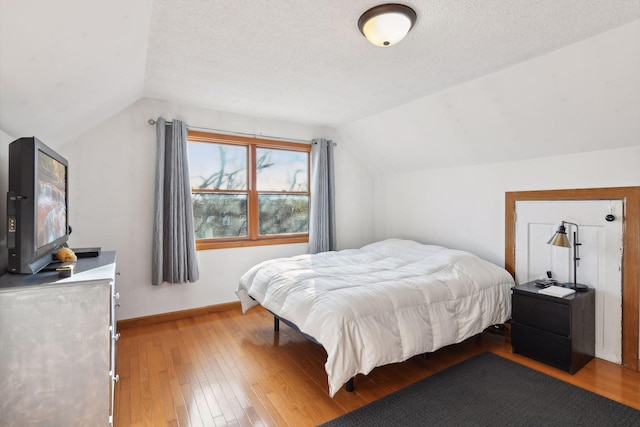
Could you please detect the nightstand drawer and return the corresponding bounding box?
[512,293,570,336]
[511,282,594,374]
[511,322,571,371]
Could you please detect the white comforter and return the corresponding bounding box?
[236,239,514,397]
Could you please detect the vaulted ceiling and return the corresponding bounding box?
[1,0,639,152]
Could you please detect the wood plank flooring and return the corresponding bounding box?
[114,306,640,426]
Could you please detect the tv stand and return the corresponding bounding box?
[0,251,119,426]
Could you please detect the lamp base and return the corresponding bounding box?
[562,283,589,292]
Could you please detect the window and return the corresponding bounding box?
[188,130,310,250]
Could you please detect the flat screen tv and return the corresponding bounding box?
[6,137,70,274]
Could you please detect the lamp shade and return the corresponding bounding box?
[358,4,417,47]
[547,223,571,248]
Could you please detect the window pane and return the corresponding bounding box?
[258,194,309,235]
[189,142,247,190]
[256,148,308,192]
[192,193,247,238]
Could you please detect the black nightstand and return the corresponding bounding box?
[511,282,595,374]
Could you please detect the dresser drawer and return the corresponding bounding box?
[512,293,570,336]
[511,322,572,371]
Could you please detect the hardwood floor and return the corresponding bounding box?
[114,306,640,427]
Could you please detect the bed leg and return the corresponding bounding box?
[421,353,430,360]
[274,316,279,332]
[346,378,355,392]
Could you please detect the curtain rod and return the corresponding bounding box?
[147,118,335,145]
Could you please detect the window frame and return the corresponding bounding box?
[188,130,311,250]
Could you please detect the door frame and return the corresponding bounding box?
[505,187,639,371]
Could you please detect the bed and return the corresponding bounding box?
[236,239,515,397]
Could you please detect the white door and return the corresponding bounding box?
[515,200,624,363]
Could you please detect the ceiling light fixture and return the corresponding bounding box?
[358,3,417,47]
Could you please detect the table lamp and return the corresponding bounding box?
[547,221,589,292]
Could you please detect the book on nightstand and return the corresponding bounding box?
[538,286,576,298]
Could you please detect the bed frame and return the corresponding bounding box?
[271,313,439,393]
[240,241,515,396]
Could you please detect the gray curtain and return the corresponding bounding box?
[152,117,199,285]
[309,139,336,254]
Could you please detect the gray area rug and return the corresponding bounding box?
[319,352,639,426]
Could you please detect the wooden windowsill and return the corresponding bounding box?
[196,235,309,250]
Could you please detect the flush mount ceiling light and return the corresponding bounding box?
[358,3,417,47]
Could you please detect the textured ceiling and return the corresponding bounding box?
[0,0,152,144]
[1,0,639,145]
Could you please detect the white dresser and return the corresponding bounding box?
[0,251,119,426]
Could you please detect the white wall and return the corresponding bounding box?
[338,20,640,174]
[374,146,640,267]
[59,98,374,320]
